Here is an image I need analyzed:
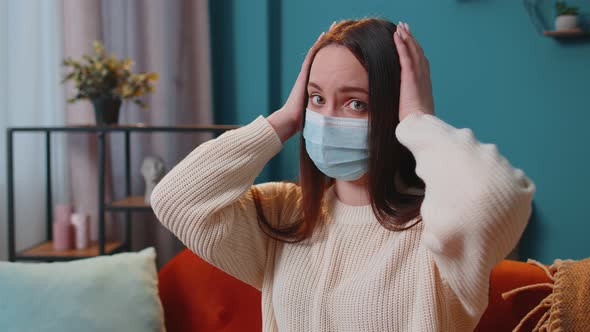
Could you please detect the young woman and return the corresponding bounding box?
[151,18,535,331]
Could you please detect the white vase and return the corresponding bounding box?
[71,212,90,249]
[555,15,579,31]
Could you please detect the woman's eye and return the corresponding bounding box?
[348,100,367,111]
[311,94,325,105]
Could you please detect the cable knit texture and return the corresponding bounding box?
[150,112,536,331]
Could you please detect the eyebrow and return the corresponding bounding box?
[308,81,368,95]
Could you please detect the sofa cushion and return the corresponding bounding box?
[0,247,165,332]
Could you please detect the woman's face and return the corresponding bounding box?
[307,45,369,119]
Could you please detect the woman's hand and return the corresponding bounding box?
[267,25,332,143]
[393,22,435,122]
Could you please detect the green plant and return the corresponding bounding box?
[555,1,579,16]
[62,41,158,108]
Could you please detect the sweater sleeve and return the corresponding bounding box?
[150,115,290,291]
[395,112,536,323]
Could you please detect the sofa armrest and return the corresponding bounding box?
[475,259,552,332]
[158,249,262,332]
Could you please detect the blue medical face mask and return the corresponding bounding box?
[302,109,369,181]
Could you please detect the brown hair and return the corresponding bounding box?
[252,18,425,243]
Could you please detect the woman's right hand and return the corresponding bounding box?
[393,22,435,122]
[267,29,329,143]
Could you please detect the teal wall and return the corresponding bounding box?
[209,0,280,182]
[209,0,590,263]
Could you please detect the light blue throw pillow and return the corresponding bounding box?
[0,247,165,332]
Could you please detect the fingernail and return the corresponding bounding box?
[318,32,325,40]
[330,21,336,29]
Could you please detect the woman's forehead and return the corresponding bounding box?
[309,45,368,90]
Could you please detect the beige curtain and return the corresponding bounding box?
[62,0,213,267]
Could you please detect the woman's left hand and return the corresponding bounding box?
[394,22,435,122]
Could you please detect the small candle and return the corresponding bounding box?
[53,221,74,251]
[71,212,90,249]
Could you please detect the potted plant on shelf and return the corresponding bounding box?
[554,1,580,31]
[62,41,158,126]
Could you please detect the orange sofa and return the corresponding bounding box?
[158,249,551,332]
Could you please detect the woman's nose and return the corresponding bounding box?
[323,103,339,117]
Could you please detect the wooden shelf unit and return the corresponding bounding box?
[6,123,239,262]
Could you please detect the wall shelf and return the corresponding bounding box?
[524,0,590,40]
[543,28,590,38]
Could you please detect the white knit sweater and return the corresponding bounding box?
[150,112,535,331]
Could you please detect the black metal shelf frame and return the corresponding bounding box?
[6,123,238,262]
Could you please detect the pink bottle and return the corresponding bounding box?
[54,204,73,224]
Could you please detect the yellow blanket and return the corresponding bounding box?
[502,257,590,331]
